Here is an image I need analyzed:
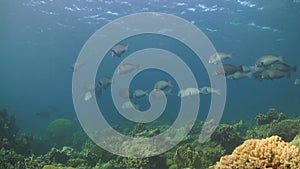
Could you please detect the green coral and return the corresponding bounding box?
[47,118,75,147]
[0,108,32,155]
[122,158,150,169]
[290,134,300,148]
[247,119,300,142]
[42,165,74,169]
[79,140,109,166]
[192,141,225,168]
[210,124,244,154]
[0,148,25,169]
[255,108,286,125]
[173,144,201,168]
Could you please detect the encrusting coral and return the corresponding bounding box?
[215,135,300,169]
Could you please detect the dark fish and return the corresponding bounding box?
[261,69,290,80]
[271,62,297,72]
[35,112,51,118]
[95,76,112,95]
[98,76,112,89]
[111,44,128,57]
[215,64,243,76]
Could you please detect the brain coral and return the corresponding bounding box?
[215,136,300,169]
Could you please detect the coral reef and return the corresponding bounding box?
[215,136,300,169]
[0,148,26,169]
[0,108,32,155]
[42,165,74,169]
[47,118,75,147]
[247,119,300,141]
[255,108,286,125]
[192,141,225,168]
[210,124,244,154]
[3,106,300,169]
[290,134,300,148]
[173,144,201,169]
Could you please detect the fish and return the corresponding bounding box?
[70,62,84,72]
[81,85,97,101]
[256,55,284,67]
[209,52,233,64]
[111,44,128,57]
[295,79,300,86]
[83,91,93,101]
[214,64,243,76]
[35,111,51,118]
[122,101,139,110]
[98,76,112,90]
[261,69,290,80]
[133,89,148,99]
[271,62,297,72]
[199,86,221,95]
[178,88,201,98]
[154,80,173,90]
[227,71,252,80]
[95,77,112,96]
[117,63,139,75]
[151,89,172,100]
[241,65,252,73]
[118,89,133,99]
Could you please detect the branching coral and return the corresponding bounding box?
[173,144,201,169]
[211,124,244,154]
[47,118,75,147]
[255,108,286,125]
[0,108,32,155]
[215,136,300,169]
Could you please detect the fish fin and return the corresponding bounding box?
[135,104,140,110]
[278,56,285,63]
[168,80,173,88]
[112,51,116,57]
[214,89,221,95]
[165,89,172,96]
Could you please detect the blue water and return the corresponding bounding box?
[1,0,300,135]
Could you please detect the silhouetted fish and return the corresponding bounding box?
[35,111,51,118]
[215,64,243,76]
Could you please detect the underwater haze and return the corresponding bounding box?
[1,0,300,142]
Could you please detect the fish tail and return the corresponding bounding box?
[293,65,297,72]
[214,89,221,95]
[247,72,253,78]
[168,80,173,87]
[238,65,243,72]
[286,72,291,78]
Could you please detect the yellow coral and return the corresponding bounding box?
[215,136,300,169]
